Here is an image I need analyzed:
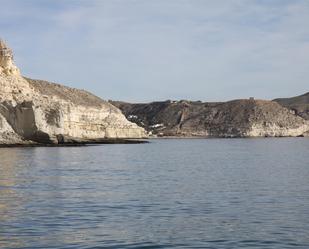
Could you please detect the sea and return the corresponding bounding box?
[0,138,309,249]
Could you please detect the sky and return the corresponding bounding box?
[1,0,308,102]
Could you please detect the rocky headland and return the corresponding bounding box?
[111,97,309,138]
[1,38,308,145]
[0,39,147,146]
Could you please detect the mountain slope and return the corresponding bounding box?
[273,92,309,120]
[111,98,309,137]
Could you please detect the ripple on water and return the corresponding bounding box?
[0,138,308,249]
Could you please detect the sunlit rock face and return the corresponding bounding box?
[0,39,20,76]
[0,39,147,145]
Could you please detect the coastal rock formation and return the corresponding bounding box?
[111,98,309,137]
[0,39,146,145]
[274,92,309,120]
[0,39,19,76]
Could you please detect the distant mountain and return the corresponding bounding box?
[111,98,309,137]
[273,92,309,120]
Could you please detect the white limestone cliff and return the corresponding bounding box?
[0,39,20,76]
[0,39,147,145]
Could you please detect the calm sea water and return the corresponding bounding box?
[0,138,309,249]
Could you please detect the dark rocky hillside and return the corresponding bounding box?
[111,98,309,137]
[274,92,309,120]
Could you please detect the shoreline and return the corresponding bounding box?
[148,135,307,139]
[1,136,308,148]
[0,139,149,148]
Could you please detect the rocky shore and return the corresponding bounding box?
[111,97,309,138]
[0,38,308,146]
[0,39,147,146]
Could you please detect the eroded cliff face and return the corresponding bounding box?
[0,40,146,145]
[0,39,20,76]
[112,99,309,138]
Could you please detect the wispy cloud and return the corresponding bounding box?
[1,0,308,101]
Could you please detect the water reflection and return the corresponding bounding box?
[0,148,25,248]
[0,139,308,249]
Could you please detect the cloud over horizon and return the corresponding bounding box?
[1,0,309,102]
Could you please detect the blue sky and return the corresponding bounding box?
[1,0,308,102]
